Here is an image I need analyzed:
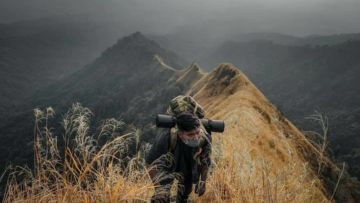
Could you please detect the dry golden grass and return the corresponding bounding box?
[4,63,335,202]
[3,103,154,203]
[189,63,331,202]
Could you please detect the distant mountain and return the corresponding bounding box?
[233,32,301,45]
[149,32,360,72]
[0,31,190,175]
[301,33,360,46]
[0,18,144,125]
[202,39,360,179]
[30,31,189,116]
[232,32,360,46]
[148,33,220,68]
[0,22,111,120]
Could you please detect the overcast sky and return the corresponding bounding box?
[1,0,360,36]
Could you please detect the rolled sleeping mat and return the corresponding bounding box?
[155,114,225,133]
[155,114,176,128]
[201,119,225,133]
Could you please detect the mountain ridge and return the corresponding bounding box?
[1,32,360,202]
[187,63,360,202]
[201,38,360,179]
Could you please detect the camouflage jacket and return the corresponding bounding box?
[146,128,212,183]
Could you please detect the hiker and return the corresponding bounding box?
[146,96,212,203]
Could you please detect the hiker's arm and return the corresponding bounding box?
[199,133,212,182]
[195,133,212,196]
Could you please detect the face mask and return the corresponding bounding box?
[181,138,200,148]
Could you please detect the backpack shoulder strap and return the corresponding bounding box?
[169,127,178,151]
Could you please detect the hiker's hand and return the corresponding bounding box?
[195,181,206,196]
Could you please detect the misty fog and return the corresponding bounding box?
[1,0,360,36]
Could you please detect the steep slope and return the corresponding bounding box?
[187,64,360,202]
[202,40,360,179]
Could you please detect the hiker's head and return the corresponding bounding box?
[176,112,201,147]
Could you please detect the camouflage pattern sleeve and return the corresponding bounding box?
[199,132,212,181]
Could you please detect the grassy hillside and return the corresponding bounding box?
[189,64,360,202]
[4,63,360,202]
[202,40,360,179]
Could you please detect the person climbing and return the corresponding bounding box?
[146,95,212,203]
